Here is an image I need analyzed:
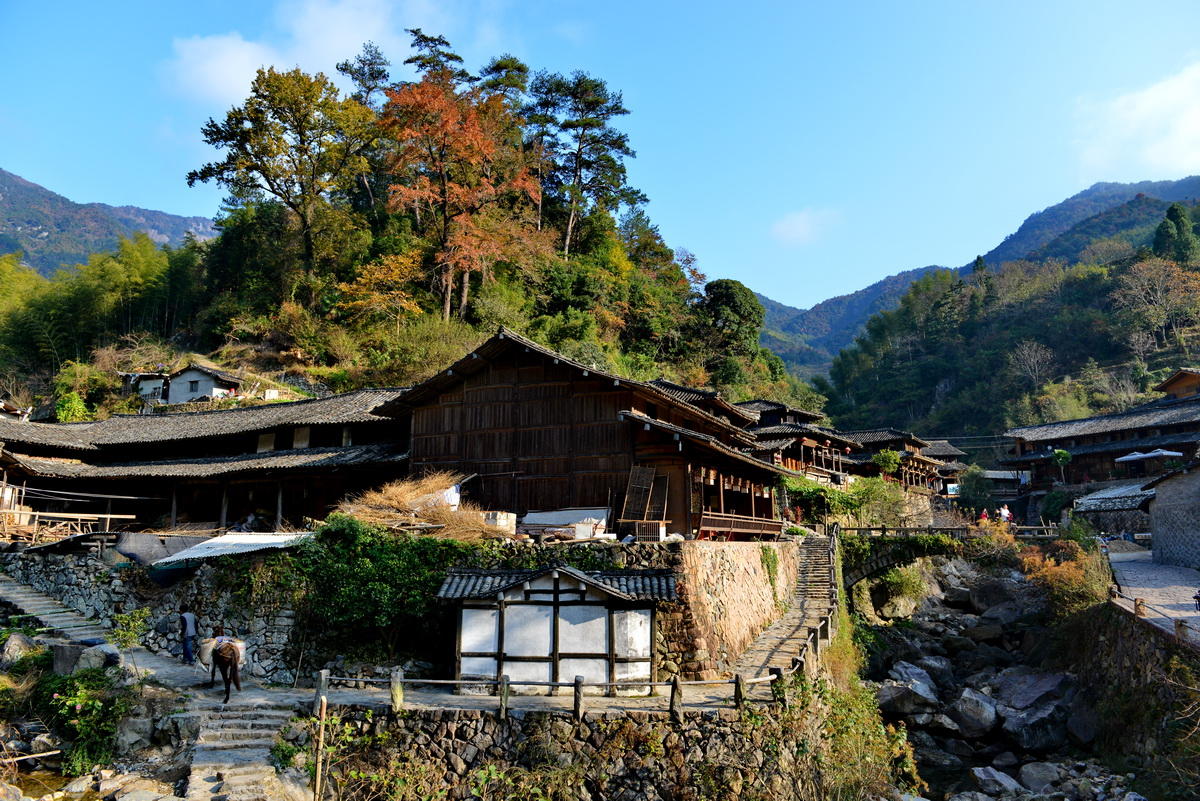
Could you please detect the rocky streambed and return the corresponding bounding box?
[865,558,1147,801]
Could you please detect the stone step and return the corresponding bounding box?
[205,718,289,730]
[200,727,279,741]
[195,736,276,749]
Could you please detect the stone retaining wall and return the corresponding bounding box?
[307,702,820,801]
[1147,468,1200,568]
[0,551,298,683]
[1055,600,1200,765]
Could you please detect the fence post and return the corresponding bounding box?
[313,669,329,715]
[669,676,683,723]
[389,667,405,714]
[312,695,327,801]
[1134,598,1147,617]
[573,675,585,721]
[769,667,788,708]
[734,674,746,708]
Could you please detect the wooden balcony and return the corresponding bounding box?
[695,512,784,541]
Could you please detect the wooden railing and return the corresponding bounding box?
[696,512,785,540]
[837,525,1059,539]
[0,510,137,541]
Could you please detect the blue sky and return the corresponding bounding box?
[4,1,1200,309]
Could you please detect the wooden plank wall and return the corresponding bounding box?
[411,353,633,514]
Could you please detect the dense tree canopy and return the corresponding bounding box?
[0,31,821,419]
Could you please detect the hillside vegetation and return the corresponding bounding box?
[0,33,820,419]
[762,177,1200,376]
[815,201,1200,436]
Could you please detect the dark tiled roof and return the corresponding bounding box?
[750,438,797,451]
[437,566,677,601]
[0,388,406,452]
[840,428,932,448]
[1074,481,1156,513]
[1002,432,1200,463]
[923,440,968,459]
[734,399,823,421]
[749,423,861,448]
[170,363,243,385]
[647,379,759,424]
[619,410,787,476]
[6,443,408,480]
[0,419,98,451]
[1005,394,1200,442]
[937,460,968,474]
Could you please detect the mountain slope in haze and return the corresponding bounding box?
[762,176,1200,375]
[757,265,941,375]
[0,168,215,275]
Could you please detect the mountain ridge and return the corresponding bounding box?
[0,168,216,274]
[762,176,1200,376]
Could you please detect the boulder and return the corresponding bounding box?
[991,751,1019,768]
[970,580,1014,613]
[75,643,121,672]
[50,642,84,675]
[963,624,1004,643]
[63,776,94,793]
[929,714,962,735]
[971,766,1024,795]
[877,679,939,715]
[0,782,21,801]
[115,716,153,754]
[0,633,38,667]
[943,738,974,757]
[981,601,1023,625]
[944,635,977,653]
[889,661,936,688]
[29,732,61,768]
[1122,794,1149,801]
[1018,761,1060,792]
[915,655,955,688]
[916,746,962,768]
[1000,700,1067,753]
[943,586,973,609]
[991,667,1068,710]
[948,794,994,801]
[948,688,997,738]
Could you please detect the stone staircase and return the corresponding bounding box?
[185,698,297,801]
[733,535,836,676]
[0,573,300,800]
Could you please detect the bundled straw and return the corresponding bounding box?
[338,472,511,542]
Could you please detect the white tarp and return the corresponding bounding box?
[151,532,310,567]
[520,507,609,539]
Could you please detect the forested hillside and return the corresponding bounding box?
[0,168,215,274]
[814,201,1200,436]
[0,33,820,420]
[762,176,1200,376]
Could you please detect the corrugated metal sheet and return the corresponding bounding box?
[152,533,311,566]
[437,566,677,601]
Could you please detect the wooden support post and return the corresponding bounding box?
[219,483,229,530]
[669,676,682,723]
[1134,598,1147,617]
[275,482,284,531]
[103,499,112,532]
[734,674,746,708]
[313,669,329,715]
[717,472,724,514]
[390,667,405,714]
[498,674,510,718]
[169,485,178,529]
[573,675,584,721]
[313,695,327,801]
[769,667,788,708]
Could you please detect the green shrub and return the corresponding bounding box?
[879,565,924,601]
[34,668,133,775]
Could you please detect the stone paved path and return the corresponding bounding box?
[1109,550,1200,645]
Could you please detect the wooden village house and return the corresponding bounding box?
[1004,368,1200,488]
[0,389,408,534]
[375,328,796,540]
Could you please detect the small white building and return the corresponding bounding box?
[166,365,242,403]
[438,566,676,696]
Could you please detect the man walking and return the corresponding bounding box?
[180,605,198,665]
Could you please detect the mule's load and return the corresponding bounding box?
[197,636,246,668]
